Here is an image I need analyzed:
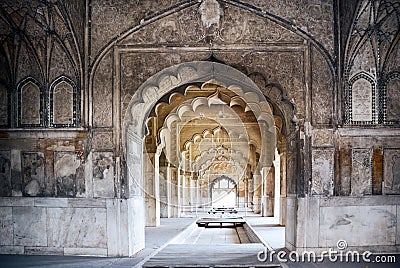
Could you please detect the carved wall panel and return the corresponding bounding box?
[54,152,81,197]
[311,149,334,196]
[122,5,204,45]
[338,148,352,196]
[220,5,303,44]
[385,41,400,73]
[344,0,400,126]
[349,42,376,79]
[93,131,114,150]
[248,0,334,54]
[350,76,374,123]
[0,83,7,126]
[90,0,182,58]
[62,1,85,53]
[0,151,11,197]
[215,51,305,119]
[123,2,303,46]
[18,79,42,127]
[120,52,208,118]
[1,0,82,87]
[93,52,113,127]
[351,149,372,196]
[92,152,115,198]
[53,81,74,124]
[51,79,76,127]
[49,41,76,83]
[383,149,400,194]
[16,42,43,84]
[312,129,333,147]
[21,152,45,197]
[386,76,400,122]
[311,47,334,125]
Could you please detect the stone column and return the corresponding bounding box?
[144,151,160,227]
[159,166,168,218]
[190,173,196,212]
[166,164,178,218]
[266,166,275,217]
[273,150,281,223]
[280,151,287,225]
[252,169,262,214]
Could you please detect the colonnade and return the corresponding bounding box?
[143,149,286,226]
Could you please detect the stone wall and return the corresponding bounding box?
[0,197,143,256]
[287,196,400,253]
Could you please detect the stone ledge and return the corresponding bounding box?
[0,246,24,255]
[0,197,34,207]
[34,198,68,208]
[0,197,109,208]
[337,127,400,137]
[63,247,107,256]
[24,247,64,255]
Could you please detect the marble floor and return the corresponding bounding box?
[0,215,398,267]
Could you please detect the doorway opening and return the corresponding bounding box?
[210,176,237,208]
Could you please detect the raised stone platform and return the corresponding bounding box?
[196,217,246,227]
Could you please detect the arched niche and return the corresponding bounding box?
[50,76,78,127]
[17,77,43,127]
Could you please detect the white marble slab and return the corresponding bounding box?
[106,198,129,256]
[0,207,13,245]
[47,207,107,248]
[319,205,396,247]
[13,207,47,246]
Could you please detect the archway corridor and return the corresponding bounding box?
[135,76,288,266]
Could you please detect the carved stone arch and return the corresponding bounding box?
[124,62,270,193]
[17,77,44,127]
[210,175,237,189]
[49,76,78,127]
[124,61,270,143]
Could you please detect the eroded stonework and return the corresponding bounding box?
[386,77,400,122]
[312,48,333,126]
[52,82,74,126]
[0,84,7,126]
[0,151,11,197]
[22,152,45,197]
[20,82,41,126]
[311,149,334,196]
[351,149,372,196]
[384,149,400,194]
[93,52,113,127]
[93,152,115,198]
[54,152,81,197]
[351,78,373,122]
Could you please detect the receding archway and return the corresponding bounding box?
[122,61,298,255]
